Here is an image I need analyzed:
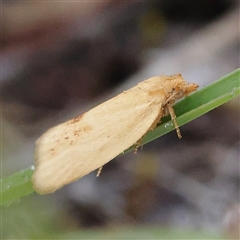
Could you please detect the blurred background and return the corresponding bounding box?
[1,1,239,239]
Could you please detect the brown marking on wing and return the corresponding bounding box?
[73,125,92,137]
[67,114,84,125]
[50,148,55,156]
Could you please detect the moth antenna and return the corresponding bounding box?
[167,103,182,139]
[96,166,103,177]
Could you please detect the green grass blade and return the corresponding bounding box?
[1,68,239,205]
[0,167,34,206]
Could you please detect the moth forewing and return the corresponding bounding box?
[32,74,198,194]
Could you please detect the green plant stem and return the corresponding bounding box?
[1,167,34,206]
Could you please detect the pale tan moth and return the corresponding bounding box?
[32,74,198,194]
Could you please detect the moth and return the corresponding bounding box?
[32,74,198,194]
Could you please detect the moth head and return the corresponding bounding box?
[164,75,198,104]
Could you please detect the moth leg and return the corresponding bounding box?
[167,103,182,138]
[96,166,103,177]
[134,137,143,153]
